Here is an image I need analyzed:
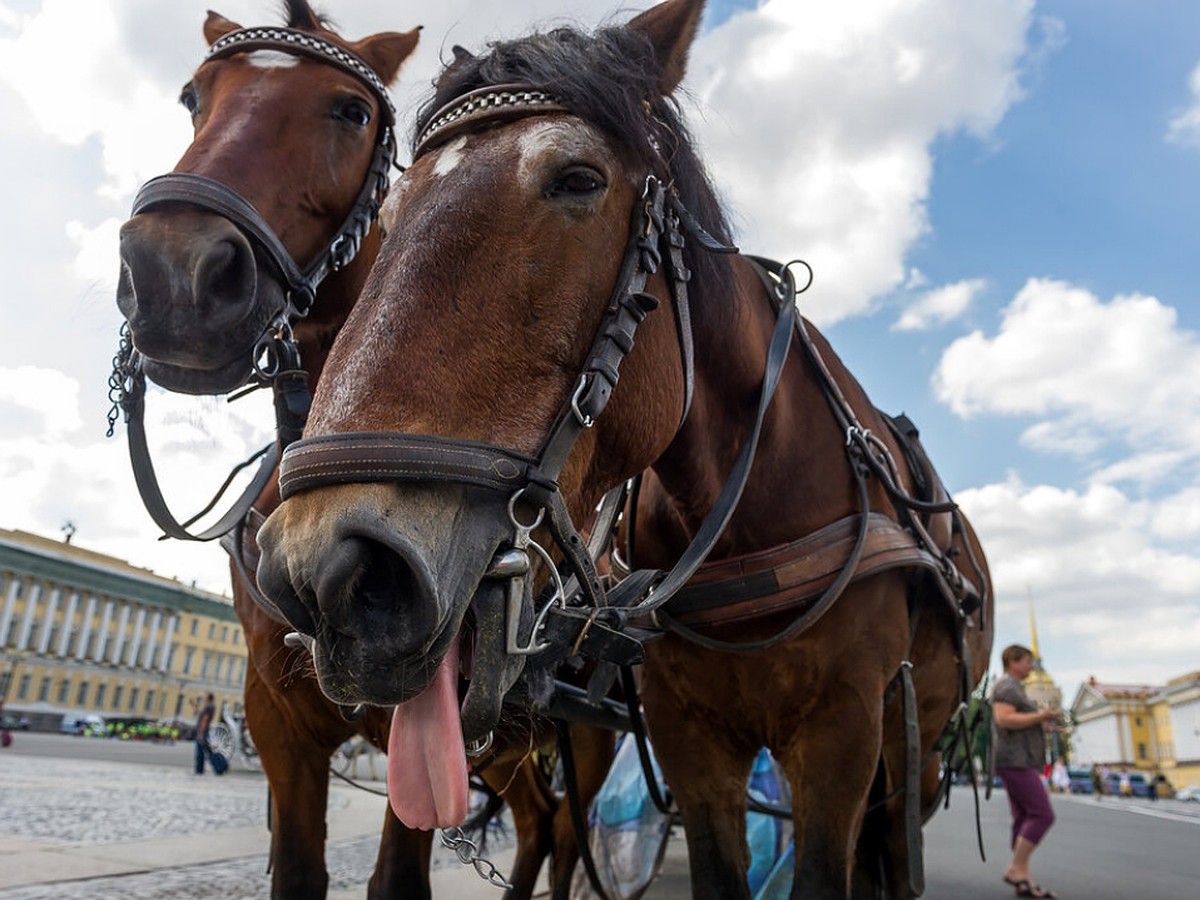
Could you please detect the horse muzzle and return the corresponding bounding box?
[255,482,527,733]
[116,210,282,394]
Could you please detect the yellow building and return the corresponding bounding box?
[0,529,245,732]
[1069,672,1200,791]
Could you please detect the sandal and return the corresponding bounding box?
[1007,879,1058,898]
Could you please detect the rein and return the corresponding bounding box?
[109,26,398,542]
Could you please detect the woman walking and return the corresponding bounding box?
[992,644,1061,898]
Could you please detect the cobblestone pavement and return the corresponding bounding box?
[0,752,518,899]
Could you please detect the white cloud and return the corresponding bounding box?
[66,218,122,288]
[0,366,82,435]
[690,0,1035,323]
[0,0,191,199]
[958,476,1200,689]
[1166,61,1200,148]
[893,278,985,331]
[934,278,1200,482]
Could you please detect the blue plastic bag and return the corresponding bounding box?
[571,734,670,899]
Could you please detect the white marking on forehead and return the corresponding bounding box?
[246,50,300,69]
[515,119,611,182]
[432,136,469,177]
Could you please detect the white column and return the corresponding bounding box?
[36,586,62,654]
[96,599,115,660]
[143,611,163,670]
[126,606,147,667]
[0,573,20,646]
[17,582,42,650]
[111,603,131,664]
[56,590,80,657]
[157,615,177,672]
[75,594,98,660]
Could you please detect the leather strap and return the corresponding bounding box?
[661,513,941,628]
[124,369,279,542]
[279,431,545,499]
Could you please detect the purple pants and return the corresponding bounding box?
[997,767,1055,847]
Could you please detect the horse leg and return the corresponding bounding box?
[549,723,616,900]
[243,666,340,900]
[480,755,556,900]
[366,806,434,900]
[780,708,883,900]
[642,660,758,900]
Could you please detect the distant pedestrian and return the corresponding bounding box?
[1118,768,1132,798]
[194,693,216,775]
[992,644,1060,898]
[1050,757,1069,794]
[1090,764,1103,799]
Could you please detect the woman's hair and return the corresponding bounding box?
[1001,644,1033,669]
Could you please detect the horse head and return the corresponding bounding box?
[256,0,726,829]
[115,0,418,394]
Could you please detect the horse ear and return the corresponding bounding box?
[203,11,242,46]
[627,0,706,95]
[352,27,422,86]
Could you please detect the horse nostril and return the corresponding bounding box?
[192,237,256,321]
[350,536,424,615]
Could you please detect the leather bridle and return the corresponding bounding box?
[273,84,809,667]
[110,26,398,542]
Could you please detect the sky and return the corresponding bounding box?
[0,0,1197,707]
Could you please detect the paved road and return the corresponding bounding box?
[2,733,1199,898]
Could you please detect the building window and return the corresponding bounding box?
[96,683,107,708]
[0,671,9,698]
[1135,717,1143,727]
[233,630,240,646]
[38,676,51,702]
[6,618,17,645]
[183,646,195,674]
[57,679,70,704]
[17,674,30,700]
[112,685,124,709]
[1138,743,1147,760]
[145,689,155,713]
[129,687,140,711]
[201,650,212,679]
[77,682,89,705]
[221,625,228,643]
[190,618,197,636]
[208,623,215,640]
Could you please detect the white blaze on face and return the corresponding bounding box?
[432,136,469,178]
[245,50,300,69]
[515,118,616,186]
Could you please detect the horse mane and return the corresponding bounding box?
[282,0,332,32]
[414,24,736,333]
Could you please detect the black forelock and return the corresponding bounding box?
[414,23,735,327]
[282,0,332,32]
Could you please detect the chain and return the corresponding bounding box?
[105,322,138,438]
[438,827,513,890]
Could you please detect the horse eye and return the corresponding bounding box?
[544,168,606,199]
[179,84,200,117]
[335,98,372,129]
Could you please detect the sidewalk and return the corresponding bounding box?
[0,751,523,899]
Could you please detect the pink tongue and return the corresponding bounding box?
[387,634,469,830]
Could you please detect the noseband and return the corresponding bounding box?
[109,27,398,542]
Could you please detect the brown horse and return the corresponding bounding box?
[113,4,611,899]
[255,1,992,898]
[115,6,428,898]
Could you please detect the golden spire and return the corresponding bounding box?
[1026,592,1053,685]
[1029,593,1041,660]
